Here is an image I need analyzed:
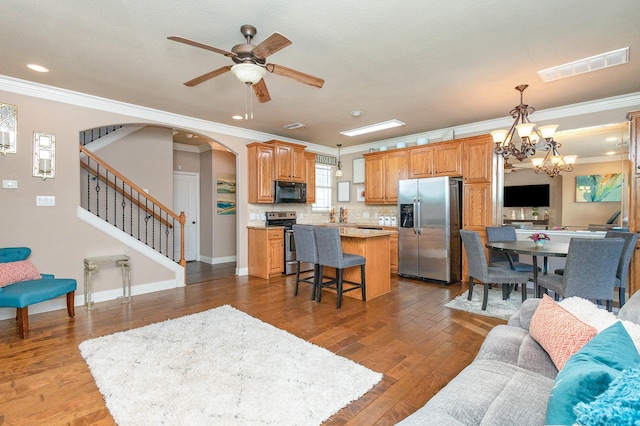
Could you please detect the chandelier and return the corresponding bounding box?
[531,140,577,178]
[491,84,559,162]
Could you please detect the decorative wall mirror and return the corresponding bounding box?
[33,131,56,179]
[0,103,17,155]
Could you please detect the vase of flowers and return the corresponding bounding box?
[529,232,550,247]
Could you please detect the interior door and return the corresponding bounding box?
[173,172,199,262]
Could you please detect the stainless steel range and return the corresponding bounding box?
[265,211,313,275]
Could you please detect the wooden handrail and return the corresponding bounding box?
[80,145,186,267]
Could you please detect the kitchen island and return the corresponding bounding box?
[319,227,396,301]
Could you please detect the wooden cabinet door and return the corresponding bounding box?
[389,232,398,273]
[463,183,492,230]
[434,141,462,176]
[247,143,274,203]
[409,146,433,178]
[384,150,408,203]
[463,135,493,183]
[268,229,284,275]
[305,152,316,204]
[273,144,294,181]
[365,154,386,204]
[291,147,306,182]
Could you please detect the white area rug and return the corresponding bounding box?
[79,305,382,426]
[445,284,530,320]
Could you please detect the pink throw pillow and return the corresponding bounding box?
[0,260,42,288]
[530,294,598,370]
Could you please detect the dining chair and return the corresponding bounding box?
[459,230,530,310]
[537,238,624,311]
[485,226,536,273]
[553,231,638,307]
[291,225,319,300]
[314,227,366,309]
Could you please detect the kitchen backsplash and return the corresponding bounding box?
[248,203,398,226]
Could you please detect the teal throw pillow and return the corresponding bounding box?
[545,321,640,426]
[573,367,640,425]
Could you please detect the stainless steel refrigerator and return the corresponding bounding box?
[398,176,462,283]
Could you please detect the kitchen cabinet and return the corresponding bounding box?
[305,151,316,204]
[247,143,274,204]
[364,150,407,204]
[248,227,284,279]
[409,146,433,178]
[463,135,494,183]
[463,183,492,231]
[433,141,462,176]
[266,140,305,182]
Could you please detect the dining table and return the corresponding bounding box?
[485,241,570,299]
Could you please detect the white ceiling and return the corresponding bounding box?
[2,0,640,156]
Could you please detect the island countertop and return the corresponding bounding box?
[332,227,397,238]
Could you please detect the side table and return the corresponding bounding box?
[83,254,131,310]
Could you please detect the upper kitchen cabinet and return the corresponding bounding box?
[305,151,316,204]
[247,142,275,204]
[462,135,494,183]
[265,140,306,182]
[433,141,462,176]
[364,150,407,204]
[409,146,433,178]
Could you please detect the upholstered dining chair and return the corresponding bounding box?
[459,230,530,310]
[313,227,366,309]
[553,231,637,307]
[538,238,624,311]
[291,225,319,300]
[605,231,639,307]
[485,226,536,273]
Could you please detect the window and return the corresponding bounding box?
[313,164,332,211]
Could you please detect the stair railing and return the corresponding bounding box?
[80,145,186,267]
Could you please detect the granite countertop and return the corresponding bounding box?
[334,227,397,238]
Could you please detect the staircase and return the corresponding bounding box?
[80,143,186,267]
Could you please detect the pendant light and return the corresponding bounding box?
[335,144,343,177]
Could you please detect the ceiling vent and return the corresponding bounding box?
[283,122,306,130]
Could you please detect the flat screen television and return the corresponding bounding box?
[504,184,550,207]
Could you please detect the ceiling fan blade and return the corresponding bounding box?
[252,32,292,59]
[253,79,271,103]
[268,64,325,88]
[167,36,237,58]
[184,66,232,87]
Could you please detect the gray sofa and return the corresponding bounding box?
[397,291,640,425]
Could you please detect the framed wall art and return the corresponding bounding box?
[575,173,622,203]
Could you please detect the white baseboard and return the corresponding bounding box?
[197,255,237,265]
[0,279,183,321]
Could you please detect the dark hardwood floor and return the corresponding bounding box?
[185,261,236,284]
[0,273,505,425]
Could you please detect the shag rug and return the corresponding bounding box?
[79,305,382,425]
[445,284,530,320]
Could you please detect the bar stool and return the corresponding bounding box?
[314,227,366,309]
[291,225,319,300]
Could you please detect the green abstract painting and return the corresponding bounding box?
[575,173,622,203]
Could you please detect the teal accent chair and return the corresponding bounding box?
[0,247,77,338]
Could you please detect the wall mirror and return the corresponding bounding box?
[0,103,17,155]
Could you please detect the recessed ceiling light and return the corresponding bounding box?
[26,64,50,73]
[340,119,405,137]
[232,115,243,120]
[537,47,629,83]
[283,122,305,130]
[351,110,363,117]
[606,151,617,155]
[605,137,618,142]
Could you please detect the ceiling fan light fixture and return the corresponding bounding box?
[231,63,266,85]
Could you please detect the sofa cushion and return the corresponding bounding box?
[506,297,541,330]
[0,247,31,263]
[618,290,640,324]
[475,324,557,379]
[546,322,640,426]
[397,359,554,426]
[0,260,41,288]
[530,295,597,370]
[573,367,640,425]
[0,278,77,308]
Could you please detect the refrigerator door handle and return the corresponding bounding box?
[413,198,418,234]
[417,197,422,235]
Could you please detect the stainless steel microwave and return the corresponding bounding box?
[274,180,307,203]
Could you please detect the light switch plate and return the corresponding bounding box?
[2,179,18,189]
[36,195,56,206]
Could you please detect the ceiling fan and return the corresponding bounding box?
[168,25,325,103]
